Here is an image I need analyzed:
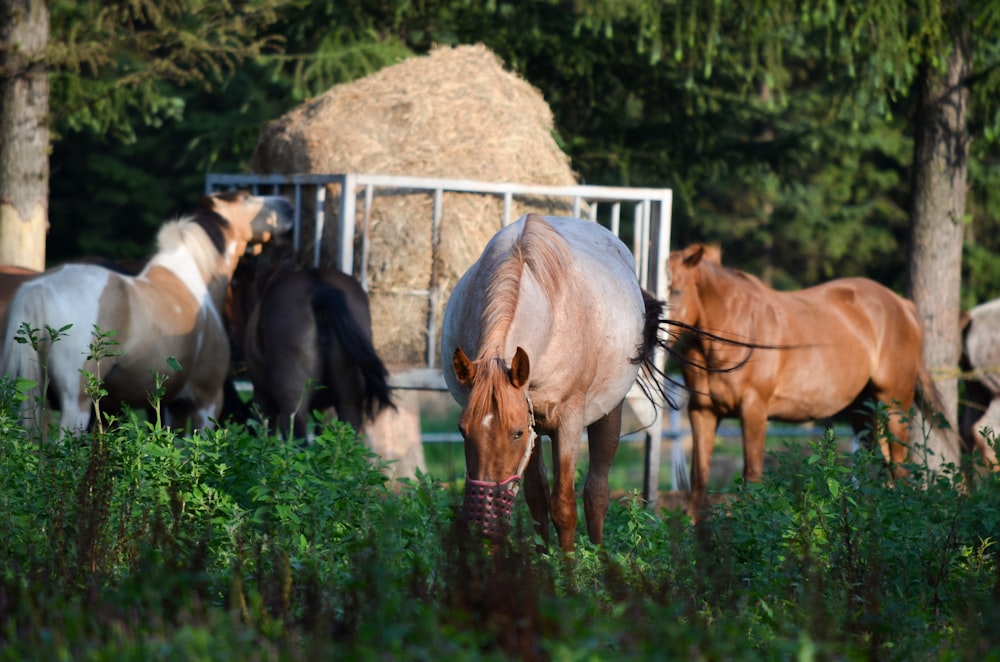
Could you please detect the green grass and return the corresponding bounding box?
[2,369,998,660]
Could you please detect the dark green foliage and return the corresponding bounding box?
[1,373,997,659]
[39,0,1000,307]
[44,0,1000,305]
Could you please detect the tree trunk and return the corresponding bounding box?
[906,33,969,471]
[0,0,49,270]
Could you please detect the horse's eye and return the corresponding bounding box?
[671,289,683,297]
[512,429,524,442]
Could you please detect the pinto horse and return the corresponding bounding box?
[959,299,1000,470]
[237,260,394,439]
[441,213,667,551]
[1,191,293,435]
[667,244,942,518]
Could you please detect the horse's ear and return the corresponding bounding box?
[684,244,706,267]
[703,244,722,264]
[510,347,530,389]
[453,347,476,386]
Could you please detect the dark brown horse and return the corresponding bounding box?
[668,244,943,519]
[238,260,394,439]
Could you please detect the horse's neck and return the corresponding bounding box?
[698,264,761,329]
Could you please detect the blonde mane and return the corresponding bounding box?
[467,216,572,424]
[153,212,230,283]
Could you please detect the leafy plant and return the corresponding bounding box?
[0,378,996,659]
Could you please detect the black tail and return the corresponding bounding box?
[634,289,772,409]
[633,290,687,409]
[311,286,395,422]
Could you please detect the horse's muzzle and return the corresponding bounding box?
[462,475,520,537]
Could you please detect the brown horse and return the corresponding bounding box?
[1,191,293,435]
[0,266,40,342]
[668,244,942,518]
[441,213,669,551]
[959,299,1000,470]
[238,260,394,439]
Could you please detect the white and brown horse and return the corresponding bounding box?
[959,299,1000,470]
[667,244,945,518]
[441,213,667,551]
[1,191,293,435]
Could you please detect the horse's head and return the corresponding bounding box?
[667,243,721,330]
[202,190,294,256]
[453,345,536,537]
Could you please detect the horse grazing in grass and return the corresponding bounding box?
[959,299,1000,470]
[667,243,944,518]
[237,260,394,439]
[441,213,668,551]
[1,191,293,435]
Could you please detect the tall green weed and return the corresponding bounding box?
[0,365,997,660]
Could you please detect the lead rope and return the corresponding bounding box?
[514,392,537,479]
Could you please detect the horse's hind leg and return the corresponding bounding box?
[740,406,769,485]
[523,444,551,546]
[583,401,623,545]
[869,386,916,476]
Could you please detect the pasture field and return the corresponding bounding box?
[1,376,998,660]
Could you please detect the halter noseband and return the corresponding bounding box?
[462,392,538,536]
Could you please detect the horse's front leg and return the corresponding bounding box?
[687,406,719,520]
[550,412,586,551]
[522,443,551,546]
[583,401,624,545]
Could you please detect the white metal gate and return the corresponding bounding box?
[205,172,674,502]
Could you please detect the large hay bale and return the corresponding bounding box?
[250,44,580,366]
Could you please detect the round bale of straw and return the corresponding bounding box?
[250,44,580,367]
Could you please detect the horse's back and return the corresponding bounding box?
[800,277,917,340]
[442,214,645,420]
